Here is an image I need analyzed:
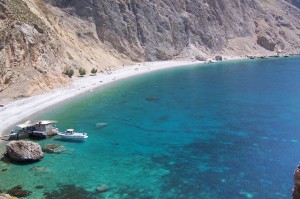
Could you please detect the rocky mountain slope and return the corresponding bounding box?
[1,0,300,100]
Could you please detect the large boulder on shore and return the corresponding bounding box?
[6,141,44,162]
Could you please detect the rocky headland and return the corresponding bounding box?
[0,0,300,100]
[293,163,300,198]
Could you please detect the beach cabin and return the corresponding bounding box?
[10,120,59,140]
[11,120,35,139]
[34,121,58,135]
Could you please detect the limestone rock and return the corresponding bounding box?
[257,35,276,51]
[215,56,223,61]
[293,163,300,198]
[96,184,109,193]
[6,141,44,162]
[42,144,66,154]
[295,163,300,186]
[95,123,108,128]
[6,186,31,198]
[29,166,46,171]
[45,0,300,61]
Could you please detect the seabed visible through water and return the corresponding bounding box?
[1,57,300,198]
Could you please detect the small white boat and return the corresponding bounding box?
[57,129,88,141]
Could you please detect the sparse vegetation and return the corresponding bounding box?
[63,68,74,78]
[9,0,42,25]
[91,68,97,75]
[79,68,86,76]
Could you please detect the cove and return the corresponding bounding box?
[1,57,300,198]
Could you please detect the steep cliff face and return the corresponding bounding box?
[45,0,300,60]
[0,0,300,100]
[0,0,131,100]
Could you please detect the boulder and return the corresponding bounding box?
[29,166,46,171]
[6,141,44,162]
[145,97,160,102]
[7,185,31,198]
[257,35,276,51]
[95,123,108,129]
[295,164,300,186]
[96,184,109,193]
[293,163,300,199]
[42,144,65,154]
[215,55,223,61]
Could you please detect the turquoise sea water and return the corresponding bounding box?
[1,57,300,198]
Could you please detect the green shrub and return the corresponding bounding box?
[63,68,74,78]
[79,68,86,76]
[91,68,97,74]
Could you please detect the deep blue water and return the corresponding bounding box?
[1,57,300,198]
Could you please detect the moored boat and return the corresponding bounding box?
[57,129,88,141]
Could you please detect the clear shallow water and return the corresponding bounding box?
[1,57,300,198]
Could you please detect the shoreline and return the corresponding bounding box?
[0,59,211,140]
[2,54,295,143]
[0,54,296,143]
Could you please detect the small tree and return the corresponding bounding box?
[63,68,74,78]
[91,68,97,75]
[79,68,86,76]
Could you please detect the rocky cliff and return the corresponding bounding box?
[1,0,300,100]
[0,0,69,99]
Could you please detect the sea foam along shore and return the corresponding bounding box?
[0,60,212,139]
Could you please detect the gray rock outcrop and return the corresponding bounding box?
[5,141,44,162]
[45,0,300,61]
[293,163,300,198]
[42,144,66,154]
[257,35,277,51]
[96,184,109,193]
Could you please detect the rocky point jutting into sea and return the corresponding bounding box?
[0,0,300,100]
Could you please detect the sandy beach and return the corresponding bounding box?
[0,60,214,140]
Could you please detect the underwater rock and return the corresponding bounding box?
[42,144,66,154]
[295,163,300,186]
[35,186,44,189]
[44,184,96,198]
[29,166,46,171]
[96,184,109,193]
[1,163,10,172]
[293,163,300,199]
[0,193,18,199]
[7,185,32,198]
[95,123,108,128]
[5,141,43,162]
[145,97,159,102]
